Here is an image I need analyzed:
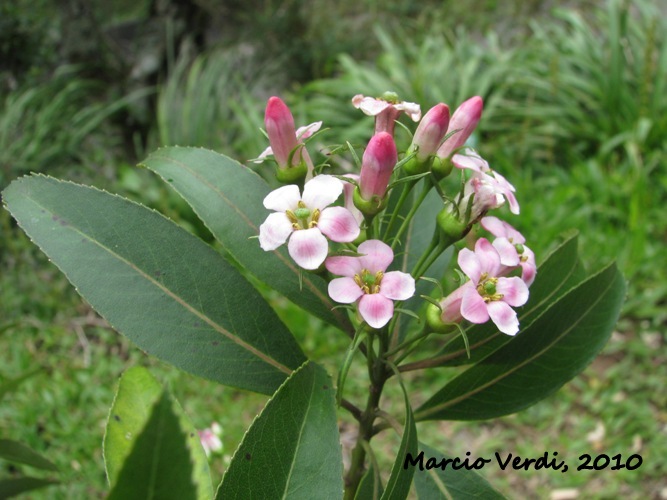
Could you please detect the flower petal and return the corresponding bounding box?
[358,294,394,329]
[481,216,525,243]
[458,248,482,283]
[496,276,529,307]
[259,212,293,251]
[352,95,391,116]
[328,277,364,303]
[287,228,328,270]
[486,300,520,336]
[520,247,537,287]
[357,239,394,272]
[492,237,521,267]
[263,184,301,212]
[325,255,363,277]
[460,284,489,324]
[474,238,502,276]
[318,206,360,242]
[301,175,343,210]
[295,121,322,140]
[379,271,415,301]
[395,100,422,121]
[452,149,489,173]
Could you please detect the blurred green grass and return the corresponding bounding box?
[1,0,665,497]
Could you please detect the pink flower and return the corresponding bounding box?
[481,216,536,286]
[453,149,520,217]
[410,103,451,162]
[359,132,398,201]
[325,240,415,329]
[259,175,361,270]
[198,423,223,457]
[258,97,319,176]
[352,93,421,136]
[436,96,483,159]
[342,174,364,226]
[458,238,529,336]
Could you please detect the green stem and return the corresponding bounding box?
[385,323,430,358]
[390,179,432,250]
[382,180,415,241]
[343,331,390,500]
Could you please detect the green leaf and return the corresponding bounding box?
[0,477,59,498]
[3,175,305,394]
[108,390,201,500]
[0,439,58,472]
[0,368,43,403]
[380,375,418,500]
[413,443,505,499]
[355,461,383,500]
[430,233,586,368]
[218,361,343,499]
[416,263,626,421]
[140,147,352,333]
[104,367,212,499]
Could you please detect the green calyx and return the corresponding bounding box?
[431,156,453,180]
[353,186,388,217]
[426,303,457,334]
[275,162,308,184]
[436,208,466,242]
[402,153,430,176]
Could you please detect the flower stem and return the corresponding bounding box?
[390,179,433,250]
[382,180,415,241]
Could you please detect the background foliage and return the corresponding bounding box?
[1,0,665,497]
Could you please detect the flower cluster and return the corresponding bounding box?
[256,94,536,335]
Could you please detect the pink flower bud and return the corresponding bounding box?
[436,96,483,159]
[411,103,450,161]
[359,132,398,201]
[264,97,300,169]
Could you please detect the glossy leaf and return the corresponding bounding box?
[217,361,343,499]
[380,376,418,500]
[3,175,305,394]
[103,366,212,500]
[140,147,352,333]
[424,233,587,368]
[416,263,625,421]
[0,439,58,472]
[107,390,202,500]
[413,442,505,499]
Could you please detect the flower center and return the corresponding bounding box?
[380,91,399,104]
[285,200,321,230]
[353,269,384,294]
[514,242,524,254]
[476,273,504,303]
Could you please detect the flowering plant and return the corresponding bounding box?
[3,92,625,498]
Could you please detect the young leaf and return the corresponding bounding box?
[380,375,418,500]
[104,367,212,500]
[415,263,625,421]
[217,361,343,499]
[3,176,305,395]
[0,439,58,472]
[412,442,504,499]
[107,391,202,500]
[140,147,352,334]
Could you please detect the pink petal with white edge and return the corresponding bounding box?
[352,95,390,116]
[380,271,415,301]
[263,184,301,212]
[520,247,537,287]
[452,150,489,173]
[301,175,343,210]
[288,228,329,270]
[259,212,293,251]
[486,301,520,336]
[474,238,502,275]
[461,285,490,324]
[396,101,422,121]
[328,277,364,303]
[253,146,273,163]
[482,216,525,243]
[492,237,521,267]
[496,277,529,307]
[295,121,322,140]
[357,240,394,272]
[458,248,482,283]
[325,255,363,278]
[358,294,394,329]
[318,206,360,242]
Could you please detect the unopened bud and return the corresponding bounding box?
[436,208,467,242]
[436,96,483,159]
[359,132,397,201]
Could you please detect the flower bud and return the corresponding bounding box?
[426,286,466,333]
[436,207,468,243]
[436,96,483,159]
[358,132,397,201]
[403,103,451,176]
[265,97,299,169]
